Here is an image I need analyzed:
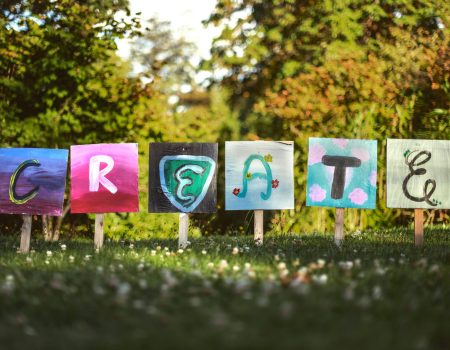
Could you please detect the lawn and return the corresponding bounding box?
[0,228,449,350]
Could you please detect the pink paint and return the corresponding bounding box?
[369,170,377,187]
[71,144,139,213]
[309,184,326,202]
[332,138,348,149]
[308,144,326,165]
[348,188,368,205]
[351,148,370,162]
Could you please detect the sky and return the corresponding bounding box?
[117,0,219,64]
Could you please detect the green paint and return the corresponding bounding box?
[163,160,213,207]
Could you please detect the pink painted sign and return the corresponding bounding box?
[70,144,139,213]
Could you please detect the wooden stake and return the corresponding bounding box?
[19,215,32,253]
[94,214,104,250]
[178,213,189,249]
[414,209,424,246]
[254,210,264,245]
[334,207,344,246]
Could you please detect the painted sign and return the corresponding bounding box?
[225,141,294,210]
[0,148,68,215]
[306,138,377,209]
[71,143,139,213]
[148,143,218,213]
[387,139,450,209]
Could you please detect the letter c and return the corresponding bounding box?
[9,159,41,205]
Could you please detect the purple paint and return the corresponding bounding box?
[0,148,68,215]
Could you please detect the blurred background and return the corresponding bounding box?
[0,0,449,240]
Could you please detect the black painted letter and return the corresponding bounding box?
[322,155,361,199]
[402,150,436,206]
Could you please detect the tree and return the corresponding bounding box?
[0,0,150,239]
[206,0,450,231]
[130,18,197,93]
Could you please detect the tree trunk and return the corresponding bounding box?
[42,215,51,241]
[51,203,71,241]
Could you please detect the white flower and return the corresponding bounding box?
[232,247,239,255]
[1,276,15,294]
[46,251,52,257]
[201,250,207,255]
[207,262,214,268]
[218,260,228,272]
[177,249,184,254]
[312,274,328,285]
[84,255,92,261]
[151,250,156,256]
[277,262,286,270]
[233,265,240,272]
[117,282,131,297]
[6,275,14,282]
[372,285,382,300]
[338,261,354,271]
[60,244,66,251]
[69,256,75,263]
[317,259,326,268]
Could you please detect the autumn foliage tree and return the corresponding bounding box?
[207,0,450,231]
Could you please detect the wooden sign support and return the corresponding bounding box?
[94,214,104,249]
[19,215,32,253]
[178,213,189,248]
[254,210,264,245]
[334,207,344,246]
[414,209,424,246]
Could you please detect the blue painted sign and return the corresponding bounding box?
[306,138,377,209]
[225,141,294,210]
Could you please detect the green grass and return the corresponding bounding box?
[0,228,449,350]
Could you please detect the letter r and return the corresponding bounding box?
[89,155,118,194]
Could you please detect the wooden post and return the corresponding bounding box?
[334,208,344,246]
[19,215,32,253]
[414,209,424,246]
[178,213,189,248]
[254,210,264,245]
[94,214,104,250]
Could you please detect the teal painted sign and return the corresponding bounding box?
[306,138,377,209]
[160,155,215,212]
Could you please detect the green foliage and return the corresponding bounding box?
[207,0,450,232]
[0,0,145,148]
[104,86,239,240]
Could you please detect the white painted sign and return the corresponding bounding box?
[387,139,450,209]
[225,141,294,210]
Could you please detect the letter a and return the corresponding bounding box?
[89,155,117,194]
